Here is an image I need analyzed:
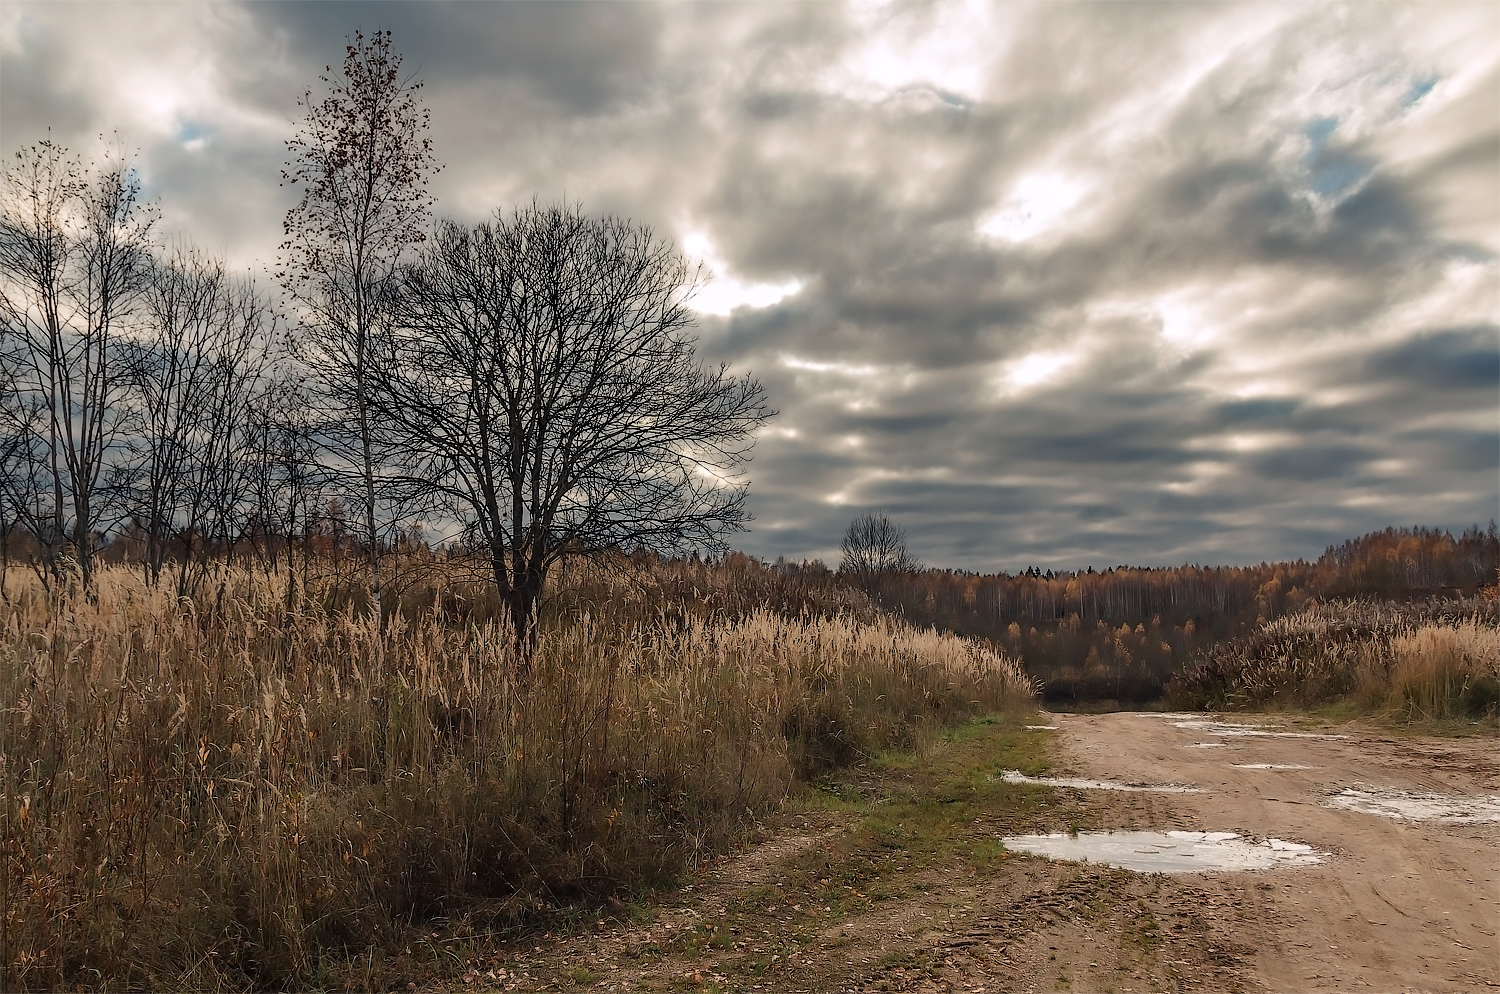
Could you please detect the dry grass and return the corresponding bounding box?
[1167,597,1500,719]
[1377,620,1500,719]
[0,562,1032,991]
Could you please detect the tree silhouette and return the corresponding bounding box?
[839,511,919,589]
[280,29,439,617]
[368,203,771,659]
[0,140,154,588]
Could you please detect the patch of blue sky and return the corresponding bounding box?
[1401,75,1438,110]
[1302,116,1339,164]
[1299,116,1370,199]
[176,120,210,146]
[1310,158,1371,198]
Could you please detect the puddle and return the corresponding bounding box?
[1324,787,1500,824]
[1025,724,1060,730]
[1187,742,1229,748]
[1173,719,1349,740]
[999,771,1203,793]
[1000,831,1327,873]
[1232,763,1314,770]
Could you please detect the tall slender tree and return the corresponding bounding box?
[280,29,439,616]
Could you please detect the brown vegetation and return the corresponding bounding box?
[0,559,1031,991]
[1166,596,1500,718]
[868,524,1499,703]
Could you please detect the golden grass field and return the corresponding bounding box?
[0,561,1033,990]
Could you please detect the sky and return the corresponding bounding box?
[3,1,1496,571]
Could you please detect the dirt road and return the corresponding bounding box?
[1047,711,1500,993]
[447,713,1497,993]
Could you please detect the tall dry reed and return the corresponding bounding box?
[0,564,1031,990]
[1167,597,1500,716]
[1375,620,1500,719]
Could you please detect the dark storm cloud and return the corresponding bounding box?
[3,1,1495,570]
[1398,429,1499,475]
[251,2,667,114]
[1364,327,1500,391]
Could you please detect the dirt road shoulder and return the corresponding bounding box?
[1049,711,1500,993]
[438,714,1291,992]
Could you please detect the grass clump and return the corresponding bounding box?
[0,562,1033,991]
[1166,597,1500,722]
[1385,621,1500,719]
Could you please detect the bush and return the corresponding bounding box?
[1385,621,1500,720]
[1166,598,1500,718]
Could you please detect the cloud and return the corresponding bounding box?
[3,0,1495,570]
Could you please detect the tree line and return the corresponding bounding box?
[0,140,286,596]
[829,513,1498,701]
[871,522,1498,633]
[0,32,769,654]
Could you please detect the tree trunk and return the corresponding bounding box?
[494,553,540,673]
[359,391,381,620]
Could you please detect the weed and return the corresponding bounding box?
[567,964,602,984]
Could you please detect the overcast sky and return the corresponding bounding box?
[4,1,1496,571]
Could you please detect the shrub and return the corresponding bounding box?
[1166,597,1500,718]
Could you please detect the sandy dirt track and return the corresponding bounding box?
[450,713,1498,994]
[1048,712,1500,992]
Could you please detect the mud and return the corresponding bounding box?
[1051,712,1499,993]
[1231,763,1315,770]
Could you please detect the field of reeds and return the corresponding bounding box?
[0,560,1033,991]
[1167,596,1500,719]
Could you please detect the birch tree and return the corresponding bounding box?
[280,29,438,616]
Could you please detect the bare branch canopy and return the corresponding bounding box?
[368,203,773,652]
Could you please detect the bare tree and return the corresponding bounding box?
[126,246,279,592]
[128,246,224,585]
[0,317,43,596]
[840,511,920,589]
[0,139,153,588]
[245,372,325,610]
[280,29,439,617]
[0,140,79,583]
[370,204,771,657]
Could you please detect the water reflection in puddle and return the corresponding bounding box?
[999,771,1203,793]
[1172,719,1350,740]
[1000,831,1327,873]
[1025,724,1060,730]
[1324,788,1500,823]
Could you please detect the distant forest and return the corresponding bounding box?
[773,524,1499,703]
